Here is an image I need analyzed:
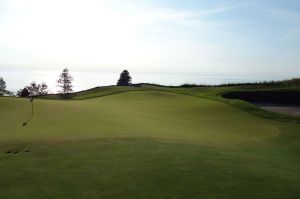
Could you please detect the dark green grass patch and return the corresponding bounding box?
[0,138,299,199]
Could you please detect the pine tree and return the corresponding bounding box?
[57,68,74,93]
[117,70,132,86]
[0,77,6,96]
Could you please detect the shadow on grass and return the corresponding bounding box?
[22,114,33,127]
[23,100,34,127]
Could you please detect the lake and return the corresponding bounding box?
[1,70,291,93]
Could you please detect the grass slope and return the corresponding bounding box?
[1,89,300,198]
[37,85,151,100]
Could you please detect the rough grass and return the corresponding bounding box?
[1,88,300,199]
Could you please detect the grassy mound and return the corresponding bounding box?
[1,90,300,198]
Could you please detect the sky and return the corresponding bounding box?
[0,0,300,92]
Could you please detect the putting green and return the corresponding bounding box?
[0,90,300,198]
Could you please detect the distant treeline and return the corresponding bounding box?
[214,78,300,87]
[133,78,300,88]
[179,78,300,88]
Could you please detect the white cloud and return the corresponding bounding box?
[0,0,298,83]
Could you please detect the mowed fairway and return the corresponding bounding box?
[0,90,300,198]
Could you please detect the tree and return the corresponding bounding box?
[0,77,7,96]
[26,82,48,96]
[57,68,73,94]
[17,88,30,97]
[17,82,48,97]
[117,70,132,86]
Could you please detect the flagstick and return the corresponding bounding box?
[30,97,33,116]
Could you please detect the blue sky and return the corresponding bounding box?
[0,0,300,91]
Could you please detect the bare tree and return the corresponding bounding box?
[57,68,73,94]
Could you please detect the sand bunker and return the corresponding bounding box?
[223,91,300,117]
[254,103,300,117]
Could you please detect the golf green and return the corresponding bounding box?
[0,90,300,198]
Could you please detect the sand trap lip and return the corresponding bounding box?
[222,91,300,117]
[253,102,300,117]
